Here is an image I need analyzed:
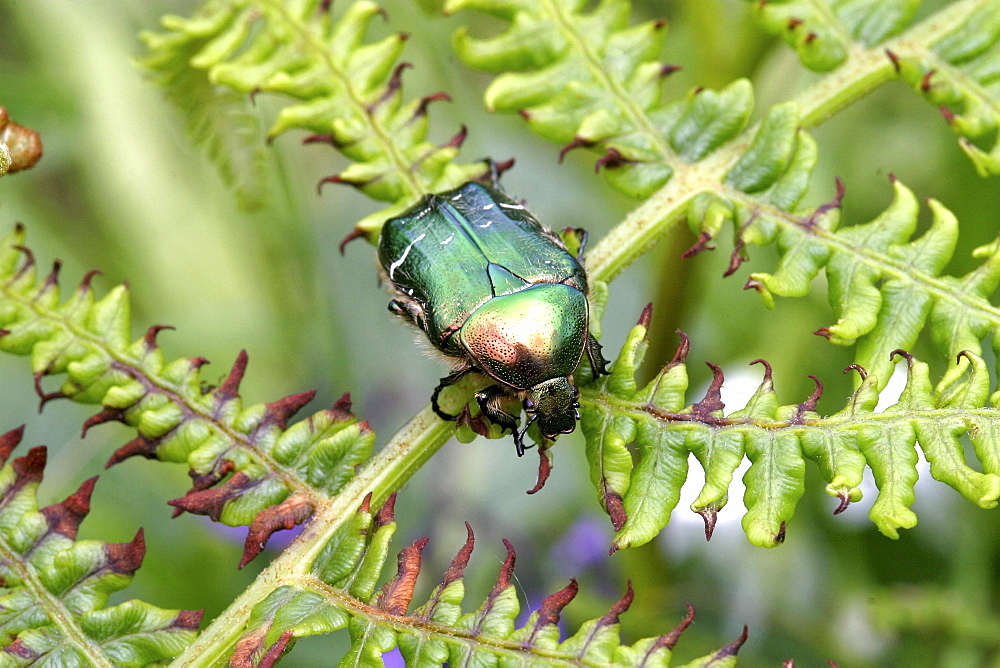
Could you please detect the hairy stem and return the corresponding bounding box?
[177,0,993,662]
[586,0,990,285]
[171,407,451,666]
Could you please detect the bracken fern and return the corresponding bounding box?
[1,0,1000,663]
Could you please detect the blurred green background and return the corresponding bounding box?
[1,0,999,664]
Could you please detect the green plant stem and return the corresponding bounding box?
[586,0,988,285]
[174,1,993,663]
[794,0,988,127]
[171,407,451,666]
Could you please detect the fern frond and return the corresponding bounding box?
[0,226,375,567]
[583,306,1000,550]
[749,0,1000,175]
[695,176,1000,391]
[450,0,768,201]
[231,493,748,667]
[140,0,492,234]
[448,2,1000,402]
[138,20,269,211]
[748,0,921,71]
[0,426,201,665]
[892,2,1000,176]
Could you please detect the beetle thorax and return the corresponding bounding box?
[459,283,589,390]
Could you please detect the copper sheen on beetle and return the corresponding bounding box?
[377,180,609,456]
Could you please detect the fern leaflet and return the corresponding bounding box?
[584,305,1000,550]
[0,426,200,666]
[748,0,1000,175]
[0,225,375,568]
[230,493,748,667]
[140,0,494,234]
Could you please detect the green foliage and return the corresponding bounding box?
[0,427,200,666]
[893,2,1000,175]
[139,0,492,233]
[2,0,1000,664]
[748,0,921,70]
[583,307,1000,549]
[0,224,374,567]
[697,176,1000,390]
[747,0,1000,175]
[231,494,746,667]
[447,0,816,203]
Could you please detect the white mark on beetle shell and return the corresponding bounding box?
[451,193,463,201]
[499,202,524,210]
[440,234,455,245]
[482,203,495,210]
[389,233,425,279]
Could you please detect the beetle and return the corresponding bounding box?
[377,180,609,456]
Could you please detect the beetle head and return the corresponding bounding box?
[525,377,580,439]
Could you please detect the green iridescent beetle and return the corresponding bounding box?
[377,180,609,456]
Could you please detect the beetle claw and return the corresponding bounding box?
[513,413,539,457]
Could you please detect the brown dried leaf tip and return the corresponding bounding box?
[231,625,293,668]
[168,471,258,521]
[598,580,634,628]
[640,602,695,663]
[527,578,579,644]
[833,491,852,515]
[0,425,25,467]
[240,495,316,569]
[259,630,295,668]
[691,362,725,418]
[715,625,749,659]
[637,302,653,330]
[374,536,429,616]
[559,136,596,163]
[603,485,627,535]
[793,375,823,422]
[41,476,97,541]
[594,147,637,172]
[697,504,721,541]
[682,230,715,258]
[106,528,146,575]
[437,522,475,592]
[0,107,43,173]
[668,330,691,369]
[804,178,845,228]
[526,445,552,495]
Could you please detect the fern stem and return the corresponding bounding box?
[794,0,991,127]
[585,0,992,287]
[584,393,1000,431]
[171,407,451,666]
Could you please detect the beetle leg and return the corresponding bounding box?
[513,414,539,457]
[388,298,426,327]
[431,367,474,421]
[475,385,528,453]
[570,227,589,262]
[586,332,611,377]
[388,299,411,321]
[558,227,589,262]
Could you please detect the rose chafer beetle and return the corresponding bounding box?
[377,179,609,456]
